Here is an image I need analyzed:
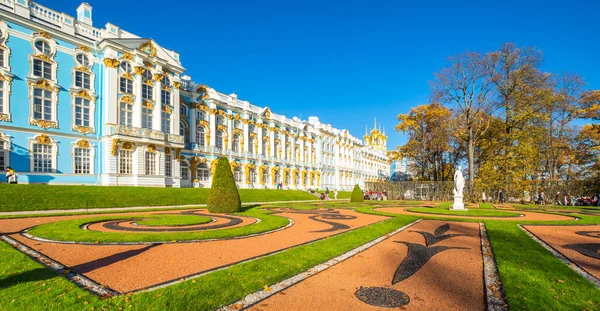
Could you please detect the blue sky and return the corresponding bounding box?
[44,0,600,148]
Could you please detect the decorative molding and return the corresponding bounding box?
[111,138,119,156]
[147,144,156,152]
[30,119,58,129]
[134,66,145,75]
[173,82,182,90]
[153,73,164,82]
[71,90,94,101]
[139,41,157,57]
[120,95,135,104]
[28,80,58,92]
[35,134,52,144]
[72,125,95,134]
[103,58,119,68]
[76,139,90,148]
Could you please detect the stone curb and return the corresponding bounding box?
[218,219,423,311]
[519,225,600,289]
[0,235,119,297]
[479,223,509,311]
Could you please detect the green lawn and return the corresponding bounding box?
[136,215,212,227]
[2,203,600,310]
[406,207,521,217]
[326,191,352,199]
[27,208,289,243]
[0,184,317,212]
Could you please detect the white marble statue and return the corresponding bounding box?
[451,166,466,210]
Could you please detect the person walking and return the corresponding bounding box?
[499,190,504,204]
[334,189,338,200]
[325,187,329,200]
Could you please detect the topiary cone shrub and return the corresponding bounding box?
[351,184,364,202]
[207,157,241,213]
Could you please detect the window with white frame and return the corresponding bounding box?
[142,71,153,101]
[249,137,256,154]
[262,170,269,184]
[295,173,300,185]
[144,151,156,175]
[118,149,133,174]
[180,104,187,115]
[34,40,51,54]
[120,76,133,94]
[180,121,189,143]
[197,127,206,147]
[76,54,90,67]
[142,106,153,129]
[216,130,225,150]
[33,59,52,79]
[234,120,241,129]
[0,48,5,68]
[165,154,172,177]
[119,102,133,126]
[75,71,91,89]
[33,88,52,121]
[74,97,91,127]
[197,163,209,181]
[0,140,6,171]
[249,125,255,133]
[234,168,243,183]
[161,90,171,106]
[181,161,189,180]
[262,140,269,156]
[216,115,225,125]
[233,134,241,153]
[161,111,171,134]
[197,111,205,121]
[249,169,257,183]
[32,143,53,172]
[73,147,91,174]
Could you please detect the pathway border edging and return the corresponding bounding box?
[479,223,509,311]
[0,234,119,297]
[519,225,600,289]
[218,219,423,311]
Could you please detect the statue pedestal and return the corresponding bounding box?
[451,195,467,211]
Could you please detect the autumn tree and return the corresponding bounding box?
[395,102,463,181]
[431,51,493,184]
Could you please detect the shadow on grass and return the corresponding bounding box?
[0,268,55,290]
[239,204,261,212]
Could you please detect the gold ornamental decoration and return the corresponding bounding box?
[197,120,209,128]
[71,90,94,101]
[111,138,120,156]
[263,108,271,120]
[196,85,209,100]
[175,148,182,160]
[134,66,145,75]
[38,31,52,39]
[143,101,154,109]
[76,139,90,148]
[121,53,133,61]
[173,81,182,90]
[210,159,218,175]
[122,142,134,150]
[153,73,164,82]
[78,46,91,52]
[28,80,56,92]
[147,144,156,152]
[35,134,51,145]
[139,41,157,57]
[165,148,171,155]
[120,95,134,104]
[30,119,58,129]
[72,125,95,134]
[103,58,119,68]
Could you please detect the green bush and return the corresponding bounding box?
[207,157,241,213]
[350,184,364,202]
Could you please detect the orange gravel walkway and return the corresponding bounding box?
[523,225,600,280]
[2,209,386,293]
[373,207,575,221]
[248,220,484,311]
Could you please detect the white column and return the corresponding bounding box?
[209,107,216,147]
[172,83,181,135]
[269,124,275,158]
[102,58,119,125]
[190,106,197,144]
[132,69,143,128]
[257,124,263,156]
[243,120,249,152]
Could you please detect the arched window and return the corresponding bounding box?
[275,141,281,158]
[262,169,269,185]
[295,172,300,186]
[180,103,188,115]
[216,115,225,125]
[216,130,225,150]
[197,111,205,121]
[249,137,255,154]
[34,40,51,55]
[76,53,90,67]
[249,125,255,133]
[274,170,281,185]
[119,62,133,94]
[233,134,241,153]
[180,161,189,181]
[196,127,206,147]
[180,120,189,144]
[234,120,242,129]
[262,140,269,157]
[249,168,257,183]
[197,163,210,181]
[141,70,153,102]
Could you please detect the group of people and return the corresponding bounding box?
[4,167,18,184]
[364,190,386,201]
[316,187,338,200]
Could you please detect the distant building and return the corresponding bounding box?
[389,157,413,181]
[0,1,390,189]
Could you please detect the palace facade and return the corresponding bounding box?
[0,1,390,189]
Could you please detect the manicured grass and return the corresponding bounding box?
[27,208,289,243]
[0,212,414,311]
[406,207,521,217]
[326,191,352,199]
[136,215,212,227]
[486,220,600,310]
[0,184,317,212]
[478,203,495,209]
